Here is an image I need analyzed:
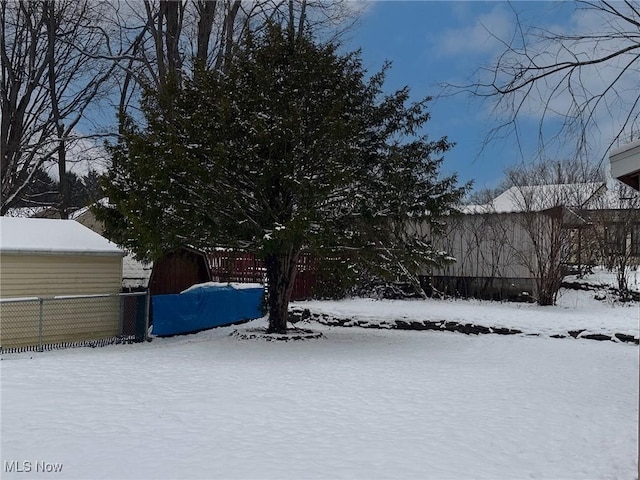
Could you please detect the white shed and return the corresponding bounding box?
[0,217,124,348]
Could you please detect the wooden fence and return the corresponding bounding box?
[208,251,319,301]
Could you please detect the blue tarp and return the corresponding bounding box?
[151,284,264,336]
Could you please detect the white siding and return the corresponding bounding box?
[416,213,538,280]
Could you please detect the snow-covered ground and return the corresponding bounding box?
[564,265,640,293]
[1,296,638,479]
[292,268,639,341]
[292,288,639,340]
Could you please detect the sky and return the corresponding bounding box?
[66,1,632,194]
[340,1,622,192]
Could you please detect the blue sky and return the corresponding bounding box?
[73,1,628,192]
[342,1,583,192]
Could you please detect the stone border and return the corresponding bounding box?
[289,308,639,345]
[230,327,324,342]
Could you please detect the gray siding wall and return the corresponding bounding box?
[412,213,538,280]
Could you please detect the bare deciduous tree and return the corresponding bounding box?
[113,0,360,122]
[504,160,605,305]
[1,0,118,217]
[450,1,640,168]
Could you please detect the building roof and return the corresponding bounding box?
[0,217,122,255]
[69,198,109,221]
[473,183,606,214]
[122,253,152,289]
[3,206,49,218]
[610,139,640,190]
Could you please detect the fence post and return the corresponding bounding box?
[118,294,124,336]
[38,298,44,352]
[144,291,151,341]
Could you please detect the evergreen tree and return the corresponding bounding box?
[99,24,468,333]
[15,168,57,208]
[64,171,88,209]
[82,169,103,204]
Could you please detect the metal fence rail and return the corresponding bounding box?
[0,292,149,354]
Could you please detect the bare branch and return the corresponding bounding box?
[443,1,640,168]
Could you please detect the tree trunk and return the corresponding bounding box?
[195,0,217,67]
[264,248,300,334]
[45,1,69,219]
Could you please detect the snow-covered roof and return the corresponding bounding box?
[122,253,152,289]
[69,197,109,221]
[472,183,606,214]
[588,181,640,209]
[3,206,49,218]
[459,204,494,214]
[0,217,122,256]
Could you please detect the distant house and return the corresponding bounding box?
[419,183,608,299]
[70,200,108,235]
[0,217,124,348]
[576,184,640,266]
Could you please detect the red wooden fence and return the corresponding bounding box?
[207,251,318,300]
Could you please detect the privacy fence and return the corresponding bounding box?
[0,292,149,354]
[208,251,320,300]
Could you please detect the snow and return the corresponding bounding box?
[477,183,605,213]
[293,288,639,340]
[68,198,110,221]
[565,266,640,292]
[181,282,264,293]
[2,207,48,218]
[122,253,152,289]
[292,268,639,340]
[0,217,122,255]
[1,298,638,479]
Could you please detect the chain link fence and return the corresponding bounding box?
[0,292,149,354]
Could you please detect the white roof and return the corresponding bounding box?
[3,206,49,218]
[0,217,122,255]
[69,197,109,221]
[122,253,152,288]
[484,183,604,214]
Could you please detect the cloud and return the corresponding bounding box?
[442,2,640,163]
[435,4,515,57]
[343,0,376,16]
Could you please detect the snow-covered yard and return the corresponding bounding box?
[291,267,640,341]
[1,285,638,479]
[292,288,640,341]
